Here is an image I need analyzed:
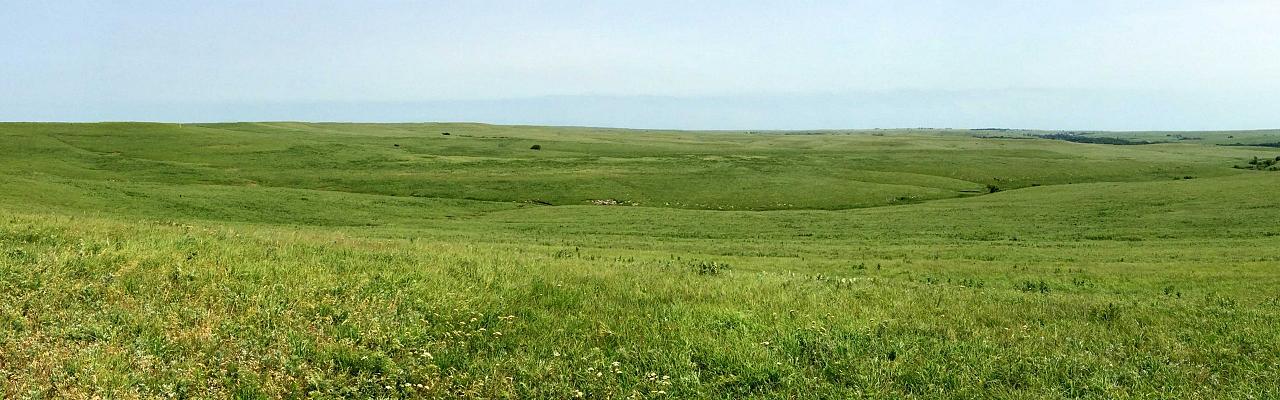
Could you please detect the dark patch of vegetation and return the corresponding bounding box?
[689,260,731,275]
[1018,280,1050,294]
[1036,133,1152,145]
[974,134,1036,140]
[441,132,450,135]
[529,144,541,150]
[1089,303,1123,324]
[1233,156,1280,171]
[1220,142,1280,148]
[551,247,581,259]
[986,184,1001,193]
[781,130,837,136]
[892,195,922,204]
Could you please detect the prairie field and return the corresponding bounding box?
[1,122,1278,398]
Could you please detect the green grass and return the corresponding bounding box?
[1,122,1278,398]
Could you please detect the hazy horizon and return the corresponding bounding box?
[4,1,1278,130]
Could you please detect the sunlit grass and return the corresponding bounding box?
[1,123,1278,398]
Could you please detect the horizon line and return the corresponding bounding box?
[2,120,1278,134]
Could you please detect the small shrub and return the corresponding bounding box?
[1018,280,1050,294]
[4,248,32,263]
[530,144,541,150]
[1205,293,1238,309]
[690,260,730,275]
[986,184,1001,193]
[1089,303,1123,324]
[551,248,580,259]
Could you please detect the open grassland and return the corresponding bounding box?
[1,123,1279,398]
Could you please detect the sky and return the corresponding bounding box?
[2,0,1278,130]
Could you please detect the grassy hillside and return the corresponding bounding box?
[1,123,1278,398]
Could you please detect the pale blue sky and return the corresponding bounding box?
[2,0,1277,129]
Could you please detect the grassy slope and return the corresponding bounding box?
[4,122,1274,211]
[1,123,1278,398]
